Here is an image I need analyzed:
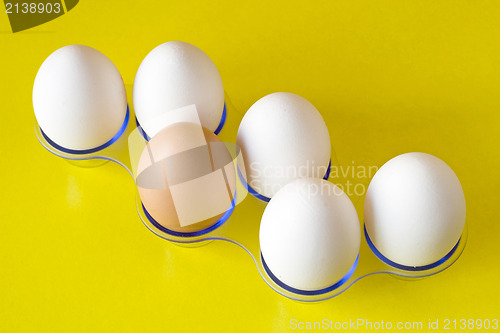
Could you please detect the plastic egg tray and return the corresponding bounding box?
[34,87,468,302]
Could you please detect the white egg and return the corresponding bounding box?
[237,92,331,200]
[364,152,466,268]
[260,178,360,293]
[133,41,224,138]
[33,45,128,151]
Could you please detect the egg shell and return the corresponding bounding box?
[133,41,224,137]
[260,178,360,292]
[137,122,236,234]
[237,92,331,199]
[364,152,466,267]
[33,45,127,151]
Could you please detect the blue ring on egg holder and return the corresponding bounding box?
[261,252,359,296]
[237,160,332,203]
[135,103,227,142]
[141,193,236,238]
[363,224,461,272]
[40,105,130,155]
[214,103,227,135]
[135,116,151,141]
[237,167,272,202]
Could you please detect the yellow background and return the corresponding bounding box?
[1,0,499,332]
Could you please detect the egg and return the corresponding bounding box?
[260,178,360,293]
[133,41,225,138]
[364,152,466,269]
[33,45,128,152]
[236,92,331,201]
[137,122,236,235]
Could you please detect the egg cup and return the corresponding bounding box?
[34,104,135,172]
[34,87,468,302]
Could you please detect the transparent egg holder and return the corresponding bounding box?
[34,90,468,303]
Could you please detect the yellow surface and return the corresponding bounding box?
[1,1,500,332]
